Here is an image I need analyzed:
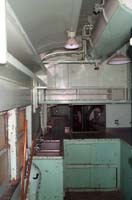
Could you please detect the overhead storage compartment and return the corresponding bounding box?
[91,0,132,59]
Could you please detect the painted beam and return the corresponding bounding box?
[7,53,46,86]
[26,105,32,149]
[0,78,31,112]
[8,108,18,182]
[0,0,7,64]
[39,100,131,105]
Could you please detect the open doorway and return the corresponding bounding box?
[71,105,106,132]
[46,104,106,139]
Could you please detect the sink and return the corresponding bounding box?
[40,140,60,150]
[34,140,62,156]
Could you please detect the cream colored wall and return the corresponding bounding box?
[47,63,128,89]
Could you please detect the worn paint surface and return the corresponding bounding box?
[64,139,121,190]
[47,63,127,89]
[106,104,131,128]
[27,163,41,200]
[120,141,132,200]
[33,157,63,200]
[0,79,31,112]
[28,139,132,200]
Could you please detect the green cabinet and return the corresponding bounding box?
[33,157,63,200]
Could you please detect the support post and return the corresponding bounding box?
[8,108,18,182]
[26,105,32,149]
[33,80,38,113]
[44,104,47,130]
[40,104,44,133]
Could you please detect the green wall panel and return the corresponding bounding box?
[64,166,117,189]
[64,139,120,165]
[33,157,63,200]
[28,139,132,200]
[120,141,132,200]
[64,139,121,190]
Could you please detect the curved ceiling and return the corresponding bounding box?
[7,0,132,65]
[8,0,82,54]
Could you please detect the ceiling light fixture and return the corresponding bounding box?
[130,37,132,46]
[107,51,131,65]
[65,30,79,50]
[64,0,79,50]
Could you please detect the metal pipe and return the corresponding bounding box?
[35,86,47,89]
[94,0,108,23]
[24,136,39,199]
[41,49,84,61]
[43,60,100,65]
[24,141,35,200]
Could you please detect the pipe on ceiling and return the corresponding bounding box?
[41,49,84,61]
[40,33,92,63]
[91,0,132,59]
[42,60,100,65]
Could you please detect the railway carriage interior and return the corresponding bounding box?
[0,0,132,199]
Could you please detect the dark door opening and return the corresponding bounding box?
[46,104,106,140]
[71,105,106,133]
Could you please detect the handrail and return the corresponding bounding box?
[24,139,36,199]
[21,120,27,200]
[20,126,42,199]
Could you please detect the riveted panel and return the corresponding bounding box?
[33,157,63,200]
[65,166,117,189]
[64,139,120,190]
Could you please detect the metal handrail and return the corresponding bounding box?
[24,139,36,199]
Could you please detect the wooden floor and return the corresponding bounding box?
[65,191,123,200]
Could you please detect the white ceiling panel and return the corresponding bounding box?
[8,0,82,53]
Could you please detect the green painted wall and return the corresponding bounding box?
[28,139,132,200]
[64,139,121,190]
[120,141,132,200]
[33,157,63,200]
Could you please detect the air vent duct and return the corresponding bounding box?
[91,0,132,59]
